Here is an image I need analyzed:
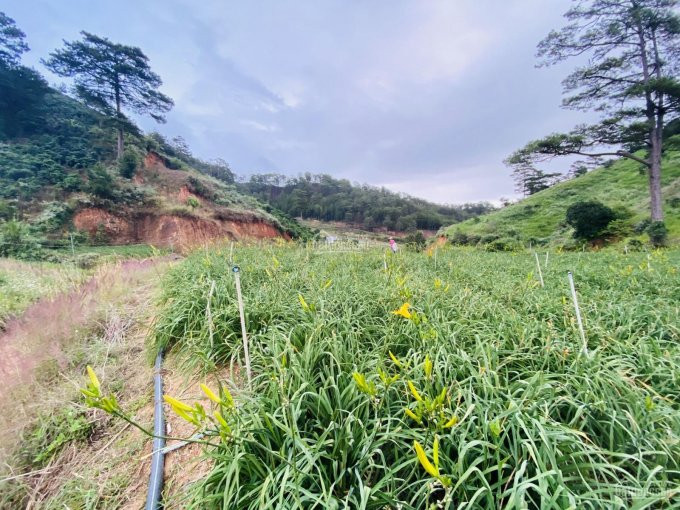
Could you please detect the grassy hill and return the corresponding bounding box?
[443,146,680,248]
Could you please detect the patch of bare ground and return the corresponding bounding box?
[159,362,242,509]
[0,258,170,508]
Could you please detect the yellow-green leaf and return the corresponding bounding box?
[424,355,432,379]
[163,395,193,412]
[405,408,421,423]
[444,415,458,428]
[86,365,100,391]
[408,381,423,402]
[414,441,439,477]
[201,384,221,404]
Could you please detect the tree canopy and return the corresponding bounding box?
[240,173,494,232]
[0,12,28,67]
[508,0,680,222]
[43,32,173,158]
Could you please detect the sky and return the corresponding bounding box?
[5,0,592,204]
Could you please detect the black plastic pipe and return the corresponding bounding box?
[145,351,165,510]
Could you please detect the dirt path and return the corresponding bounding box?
[0,258,162,402]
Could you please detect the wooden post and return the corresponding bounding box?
[233,266,252,385]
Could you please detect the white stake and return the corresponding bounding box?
[383,252,387,272]
[206,279,216,352]
[534,252,544,287]
[434,248,437,270]
[232,266,252,385]
[229,242,234,263]
[545,251,549,268]
[567,271,587,355]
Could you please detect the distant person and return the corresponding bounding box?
[389,237,398,253]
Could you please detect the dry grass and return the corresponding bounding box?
[0,257,172,509]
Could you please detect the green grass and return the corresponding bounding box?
[444,150,680,246]
[0,259,85,328]
[149,243,680,509]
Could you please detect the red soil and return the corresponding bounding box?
[73,208,282,251]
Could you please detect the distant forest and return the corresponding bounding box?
[239,173,494,231]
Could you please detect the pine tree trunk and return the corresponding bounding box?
[649,131,664,222]
[115,79,123,160]
[117,128,124,160]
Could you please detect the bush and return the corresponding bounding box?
[118,150,139,178]
[646,221,668,247]
[0,220,44,259]
[603,218,633,238]
[59,172,82,191]
[565,201,616,240]
[87,164,115,199]
[450,231,469,245]
[634,218,652,234]
[484,237,521,252]
[404,230,426,251]
[186,196,200,209]
[669,197,680,209]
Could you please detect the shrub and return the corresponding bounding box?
[87,164,115,199]
[118,150,139,178]
[669,197,680,209]
[565,201,615,240]
[484,237,521,252]
[404,230,426,251]
[634,218,652,234]
[0,220,44,259]
[59,172,82,191]
[646,221,668,247]
[603,218,633,238]
[74,252,100,269]
[450,231,469,245]
[186,196,200,209]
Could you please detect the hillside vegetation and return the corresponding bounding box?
[0,87,309,257]
[240,173,494,233]
[444,146,680,248]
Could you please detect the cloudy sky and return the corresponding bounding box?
[7,0,590,204]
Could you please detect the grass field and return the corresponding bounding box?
[0,259,85,328]
[444,149,680,246]
[138,243,680,509]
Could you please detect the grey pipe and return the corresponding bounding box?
[145,351,166,510]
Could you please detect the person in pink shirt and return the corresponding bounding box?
[389,237,398,253]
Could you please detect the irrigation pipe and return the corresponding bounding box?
[145,351,165,510]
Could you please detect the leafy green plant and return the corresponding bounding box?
[118,150,139,178]
[647,221,668,247]
[112,244,680,508]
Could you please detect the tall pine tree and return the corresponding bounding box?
[44,32,173,158]
[508,0,680,222]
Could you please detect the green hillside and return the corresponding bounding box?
[443,146,680,248]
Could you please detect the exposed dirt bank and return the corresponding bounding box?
[73,208,283,250]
